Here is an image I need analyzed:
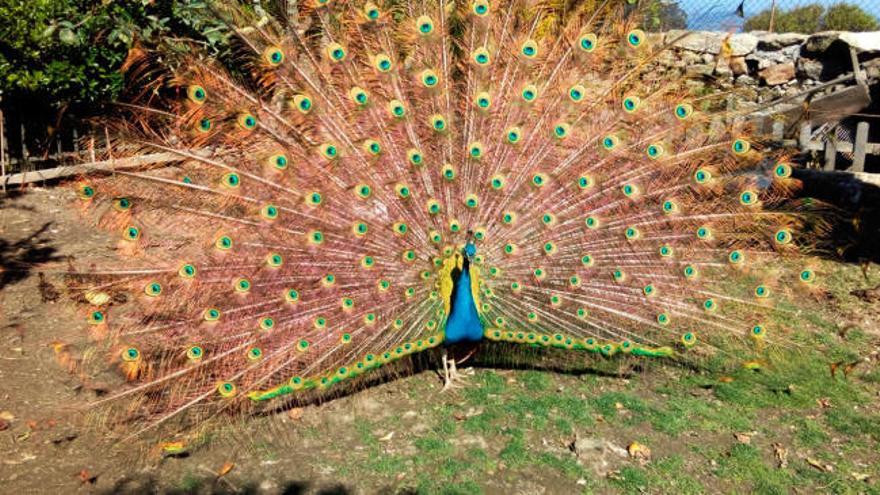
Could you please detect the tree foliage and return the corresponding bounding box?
[0,0,231,114]
[744,2,878,33]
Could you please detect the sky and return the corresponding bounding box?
[677,0,880,30]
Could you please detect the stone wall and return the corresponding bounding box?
[646,30,880,108]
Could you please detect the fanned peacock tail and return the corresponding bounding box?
[65,0,825,439]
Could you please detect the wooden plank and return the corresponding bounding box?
[0,151,184,187]
[824,139,837,171]
[772,121,785,143]
[799,120,812,149]
[852,121,869,173]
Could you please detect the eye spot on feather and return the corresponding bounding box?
[464,194,479,209]
[505,126,522,144]
[123,225,141,241]
[475,91,491,109]
[319,143,338,160]
[627,29,645,48]
[144,282,162,297]
[349,87,370,106]
[426,199,442,214]
[215,235,233,251]
[750,324,766,339]
[694,168,712,184]
[203,308,221,321]
[234,278,251,293]
[675,103,693,119]
[187,346,204,361]
[659,245,673,257]
[197,118,213,133]
[601,135,618,150]
[656,312,670,325]
[364,2,380,20]
[388,99,406,118]
[732,138,751,155]
[88,310,105,325]
[267,153,288,170]
[625,227,640,240]
[449,219,461,233]
[263,46,284,66]
[662,199,678,214]
[646,143,664,159]
[577,175,593,190]
[581,254,594,267]
[187,85,207,104]
[553,123,570,139]
[584,216,599,229]
[285,289,300,303]
[532,173,547,187]
[122,347,140,362]
[179,263,197,279]
[521,84,538,102]
[292,94,312,113]
[682,264,698,279]
[578,33,597,52]
[374,54,393,73]
[217,382,237,398]
[703,299,717,312]
[468,142,484,159]
[77,183,96,200]
[696,226,712,240]
[416,15,434,34]
[622,96,640,113]
[430,114,447,132]
[774,229,792,245]
[266,252,283,268]
[247,348,263,361]
[728,250,744,264]
[681,332,696,347]
[327,43,346,62]
[569,85,585,102]
[309,230,325,245]
[521,40,538,58]
[237,113,257,130]
[420,70,439,88]
[800,269,816,283]
[471,0,490,16]
[407,148,424,166]
[739,190,758,206]
[774,162,792,178]
[472,47,491,66]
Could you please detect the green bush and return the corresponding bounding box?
[744,2,879,33]
[0,0,230,113]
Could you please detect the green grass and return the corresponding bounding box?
[163,259,879,494]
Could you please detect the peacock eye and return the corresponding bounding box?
[187,346,204,360]
[622,96,640,113]
[197,118,213,133]
[204,308,221,321]
[123,225,141,241]
[144,282,162,297]
[179,263,197,278]
[375,54,393,72]
[263,46,284,66]
[578,33,597,52]
[113,197,132,211]
[627,29,645,48]
[364,2,380,19]
[521,40,538,58]
[215,235,233,250]
[293,94,312,113]
[472,47,491,66]
[327,43,346,62]
[122,347,140,362]
[237,113,257,130]
[421,70,438,88]
[416,15,434,34]
[675,103,693,119]
[221,172,240,188]
[187,85,207,104]
[732,138,751,155]
[472,0,490,16]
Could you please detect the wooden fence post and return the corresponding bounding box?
[824,138,837,171]
[0,99,5,192]
[852,121,869,173]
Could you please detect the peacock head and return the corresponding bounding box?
[463,241,477,260]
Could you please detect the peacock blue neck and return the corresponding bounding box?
[444,248,484,344]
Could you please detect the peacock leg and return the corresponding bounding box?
[441,348,466,391]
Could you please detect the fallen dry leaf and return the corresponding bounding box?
[806,457,833,472]
[379,431,395,442]
[0,411,14,422]
[0,419,9,432]
[78,469,98,484]
[718,376,735,383]
[217,461,235,478]
[287,407,304,420]
[627,441,651,463]
[851,472,870,482]
[734,433,751,444]
[772,443,788,468]
[817,398,832,409]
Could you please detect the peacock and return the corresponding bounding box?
[63,0,824,443]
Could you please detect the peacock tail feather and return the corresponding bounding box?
[66,0,824,439]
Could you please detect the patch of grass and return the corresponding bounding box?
[415,435,454,456]
[520,370,552,391]
[498,427,529,467]
[715,443,794,494]
[791,416,829,448]
[824,406,880,441]
[609,466,649,492]
[643,455,705,494]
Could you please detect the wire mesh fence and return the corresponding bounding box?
[674,0,880,32]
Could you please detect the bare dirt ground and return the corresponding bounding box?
[2,187,880,494]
